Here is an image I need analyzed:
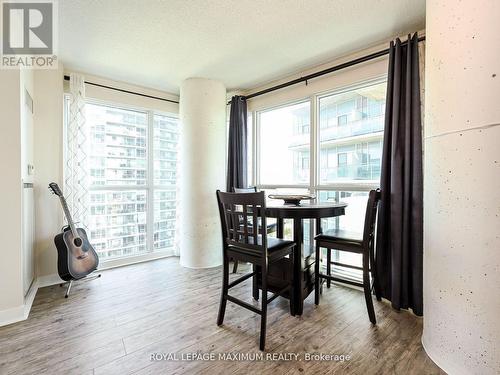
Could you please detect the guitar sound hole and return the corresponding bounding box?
[73,238,83,247]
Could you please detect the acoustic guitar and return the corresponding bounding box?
[49,182,99,281]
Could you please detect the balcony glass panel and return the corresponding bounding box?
[319,82,386,184]
[259,102,311,185]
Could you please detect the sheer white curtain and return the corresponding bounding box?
[65,73,89,228]
[173,127,182,257]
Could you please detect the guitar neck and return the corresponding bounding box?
[59,196,80,239]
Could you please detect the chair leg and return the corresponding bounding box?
[259,263,268,351]
[217,254,229,326]
[369,245,382,301]
[315,244,320,305]
[363,251,376,324]
[252,264,259,301]
[326,248,331,288]
[232,260,238,274]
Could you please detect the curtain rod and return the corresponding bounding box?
[63,75,179,104]
[229,35,425,104]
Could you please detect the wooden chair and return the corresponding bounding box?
[216,190,295,350]
[232,186,276,274]
[314,189,382,324]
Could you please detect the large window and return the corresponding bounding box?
[252,78,386,282]
[66,99,179,263]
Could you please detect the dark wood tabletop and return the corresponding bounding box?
[264,200,347,219]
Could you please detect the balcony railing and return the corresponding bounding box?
[320,115,384,142]
[321,163,381,182]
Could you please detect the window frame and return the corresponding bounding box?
[251,76,386,195]
[63,94,179,268]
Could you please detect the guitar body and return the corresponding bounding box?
[49,182,100,282]
[54,228,99,281]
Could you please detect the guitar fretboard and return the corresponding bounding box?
[59,196,80,239]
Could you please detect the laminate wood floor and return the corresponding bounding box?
[0,258,443,375]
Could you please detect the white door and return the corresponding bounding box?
[21,86,35,295]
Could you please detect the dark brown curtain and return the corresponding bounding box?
[375,33,423,316]
[226,96,248,192]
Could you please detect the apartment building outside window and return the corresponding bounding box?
[64,98,179,263]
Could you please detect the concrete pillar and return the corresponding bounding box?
[179,78,226,268]
[423,1,500,374]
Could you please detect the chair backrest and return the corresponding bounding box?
[216,190,268,256]
[233,186,257,193]
[362,189,381,246]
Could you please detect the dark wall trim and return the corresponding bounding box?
[63,75,179,104]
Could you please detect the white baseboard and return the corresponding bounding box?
[23,281,38,318]
[0,304,25,327]
[0,273,61,327]
[37,273,63,288]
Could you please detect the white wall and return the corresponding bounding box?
[0,70,23,319]
[422,1,500,374]
[33,66,65,282]
[0,68,36,324]
[245,42,391,111]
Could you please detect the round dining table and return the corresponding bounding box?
[264,200,347,315]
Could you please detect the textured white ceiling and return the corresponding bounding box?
[59,0,425,94]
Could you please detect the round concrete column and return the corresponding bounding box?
[423,1,500,374]
[179,78,226,268]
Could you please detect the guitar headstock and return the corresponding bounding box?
[48,182,63,197]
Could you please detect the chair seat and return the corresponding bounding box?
[228,237,294,261]
[314,229,364,250]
